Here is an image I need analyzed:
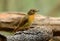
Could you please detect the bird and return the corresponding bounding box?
[14,9,38,32]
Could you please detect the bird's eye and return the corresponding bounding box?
[32,10,35,12]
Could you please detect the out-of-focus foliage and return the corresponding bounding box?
[0,0,60,17]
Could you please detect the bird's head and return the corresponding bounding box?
[27,9,39,15]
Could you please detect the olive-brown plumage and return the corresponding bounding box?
[14,9,38,32]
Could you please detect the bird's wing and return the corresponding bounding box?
[19,15,28,27]
[13,16,28,32]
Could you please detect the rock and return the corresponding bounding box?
[6,26,53,41]
[0,12,25,31]
[49,36,60,41]
[0,34,7,41]
[0,13,60,32]
[53,36,60,41]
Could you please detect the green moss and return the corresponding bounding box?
[0,31,14,36]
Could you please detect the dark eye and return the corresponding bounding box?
[32,10,35,12]
[33,10,35,12]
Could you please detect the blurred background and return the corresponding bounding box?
[0,0,60,17]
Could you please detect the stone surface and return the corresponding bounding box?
[6,26,53,41]
[0,34,7,41]
[49,36,60,41]
[0,12,25,31]
[0,13,60,32]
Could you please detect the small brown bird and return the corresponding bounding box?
[14,9,38,32]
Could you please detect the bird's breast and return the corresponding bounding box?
[28,14,35,24]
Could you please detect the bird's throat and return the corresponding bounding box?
[28,14,35,24]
